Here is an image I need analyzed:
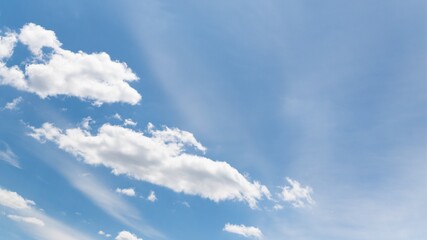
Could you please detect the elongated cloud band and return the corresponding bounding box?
[29,122,270,208]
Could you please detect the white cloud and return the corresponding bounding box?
[116,188,136,197]
[99,230,112,238]
[8,215,45,227]
[0,23,141,105]
[147,191,157,202]
[113,113,123,121]
[4,97,23,110]
[115,230,142,240]
[0,31,17,59]
[0,188,34,209]
[223,223,263,239]
[81,116,94,130]
[124,118,137,127]
[0,187,92,240]
[279,177,314,208]
[29,122,270,208]
[0,141,21,168]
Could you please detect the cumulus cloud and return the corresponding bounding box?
[8,215,45,227]
[116,188,136,197]
[147,191,157,202]
[115,231,142,240]
[280,177,315,208]
[0,141,21,168]
[223,223,263,239]
[29,122,270,208]
[4,97,23,110]
[0,23,141,105]
[0,188,35,209]
[0,31,17,59]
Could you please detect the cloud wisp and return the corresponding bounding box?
[0,187,93,240]
[29,122,271,208]
[279,177,314,208]
[0,23,141,105]
[223,223,263,239]
[0,141,21,168]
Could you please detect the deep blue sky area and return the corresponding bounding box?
[0,1,426,240]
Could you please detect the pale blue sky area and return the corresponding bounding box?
[0,1,426,240]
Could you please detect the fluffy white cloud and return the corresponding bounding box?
[0,31,17,59]
[19,23,61,56]
[0,141,21,168]
[280,177,315,208]
[0,23,141,105]
[29,122,270,208]
[4,97,23,110]
[8,215,45,227]
[116,188,136,197]
[223,223,263,239]
[147,191,157,202]
[0,188,35,209]
[115,231,142,240]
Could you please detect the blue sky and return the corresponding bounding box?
[0,1,426,240]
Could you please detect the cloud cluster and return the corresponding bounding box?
[0,23,141,105]
[223,223,263,239]
[279,177,314,208]
[29,122,271,208]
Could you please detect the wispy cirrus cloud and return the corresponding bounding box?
[0,187,93,240]
[0,141,21,168]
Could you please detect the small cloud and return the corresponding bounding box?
[99,230,111,238]
[0,141,21,168]
[115,230,142,240]
[279,177,315,208]
[81,116,94,130]
[223,223,263,239]
[113,113,122,121]
[147,191,157,202]
[7,215,45,227]
[123,118,137,127]
[115,188,136,197]
[181,201,190,208]
[3,97,23,110]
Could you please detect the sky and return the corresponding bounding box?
[0,1,426,240]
